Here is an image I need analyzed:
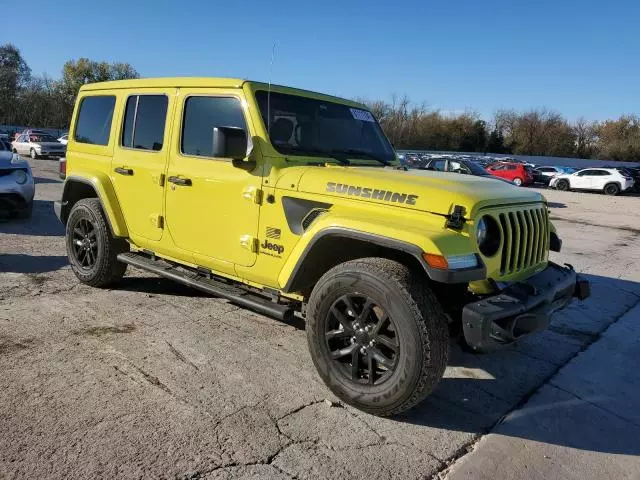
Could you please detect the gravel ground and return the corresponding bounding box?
[1,159,639,479]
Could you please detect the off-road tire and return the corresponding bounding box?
[65,198,128,287]
[556,179,570,191]
[30,148,38,160]
[306,257,449,416]
[604,183,620,196]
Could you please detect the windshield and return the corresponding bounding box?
[30,134,58,142]
[255,91,396,164]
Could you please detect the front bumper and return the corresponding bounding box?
[462,262,590,351]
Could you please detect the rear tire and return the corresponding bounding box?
[604,183,620,196]
[65,198,128,287]
[513,177,523,186]
[556,179,570,191]
[306,257,449,416]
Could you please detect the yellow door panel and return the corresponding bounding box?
[164,89,261,269]
[111,89,176,242]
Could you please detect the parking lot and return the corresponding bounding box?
[1,158,639,479]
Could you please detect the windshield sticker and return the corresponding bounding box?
[349,108,375,122]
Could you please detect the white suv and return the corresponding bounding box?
[549,168,634,195]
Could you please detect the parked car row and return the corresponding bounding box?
[399,152,638,196]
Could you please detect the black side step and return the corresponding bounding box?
[117,252,295,321]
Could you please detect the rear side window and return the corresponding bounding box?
[181,96,247,158]
[121,95,168,151]
[74,96,116,146]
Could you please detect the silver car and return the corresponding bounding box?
[11,132,66,159]
[0,140,35,218]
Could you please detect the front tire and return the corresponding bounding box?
[604,183,620,196]
[65,198,128,287]
[306,258,449,416]
[556,179,570,191]
[30,148,38,160]
[513,177,523,186]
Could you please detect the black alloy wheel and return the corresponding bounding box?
[71,217,99,269]
[325,294,399,385]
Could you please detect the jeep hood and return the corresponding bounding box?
[296,166,544,216]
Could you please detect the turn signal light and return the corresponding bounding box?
[423,253,448,270]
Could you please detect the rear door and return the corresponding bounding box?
[111,90,175,242]
[591,169,610,190]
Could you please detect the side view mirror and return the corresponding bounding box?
[212,126,250,161]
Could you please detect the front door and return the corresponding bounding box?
[111,90,175,242]
[573,170,594,189]
[14,135,28,154]
[164,90,261,269]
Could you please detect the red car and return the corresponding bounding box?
[486,162,534,186]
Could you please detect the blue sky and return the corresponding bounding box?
[4,0,639,121]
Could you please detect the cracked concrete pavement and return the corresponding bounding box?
[1,159,639,479]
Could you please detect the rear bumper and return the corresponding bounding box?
[462,262,590,351]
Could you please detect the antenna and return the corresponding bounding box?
[267,42,277,135]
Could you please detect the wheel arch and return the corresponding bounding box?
[60,175,128,237]
[280,227,485,296]
[604,181,621,192]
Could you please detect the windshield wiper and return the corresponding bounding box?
[277,146,350,165]
[330,149,390,166]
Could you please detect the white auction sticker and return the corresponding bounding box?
[350,108,375,122]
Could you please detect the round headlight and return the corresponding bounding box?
[12,169,28,185]
[477,215,501,257]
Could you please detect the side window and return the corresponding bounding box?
[430,159,447,171]
[507,165,516,170]
[74,96,116,146]
[121,95,168,151]
[181,96,247,158]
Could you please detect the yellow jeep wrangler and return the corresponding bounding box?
[55,77,589,416]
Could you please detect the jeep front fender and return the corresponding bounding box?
[278,212,485,291]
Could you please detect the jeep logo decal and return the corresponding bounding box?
[326,182,418,205]
[261,240,284,255]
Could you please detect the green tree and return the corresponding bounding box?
[55,58,139,125]
[487,129,508,153]
[596,115,640,161]
[0,43,31,124]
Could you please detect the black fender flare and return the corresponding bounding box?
[282,227,485,293]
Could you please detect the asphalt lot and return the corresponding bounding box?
[1,159,639,479]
